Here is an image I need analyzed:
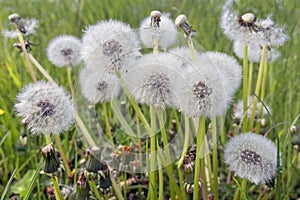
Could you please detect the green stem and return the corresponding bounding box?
[52,176,64,200]
[157,138,164,200]
[75,112,96,147]
[242,44,249,132]
[149,105,157,200]
[247,62,253,97]
[45,134,51,144]
[66,66,74,99]
[54,135,71,175]
[193,117,205,200]
[178,115,191,168]
[188,38,196,61]
[102,103,114,147]
[256,61,268,132]
[248,45,267,131]
[212,117,219,200]
[240,179,247,200]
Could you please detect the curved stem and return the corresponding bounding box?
[178,115,191,168]
[193,117,205,200]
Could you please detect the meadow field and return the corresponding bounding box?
[0,0,299,199]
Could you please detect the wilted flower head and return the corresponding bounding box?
[233,96,271,121]
[15,81,74,134]
[79,67,121,103]
[139,12,177,49]
[3,17,38,38]
[224,132,279,185]
[81,20,140,73]
[46,35,82,67]
[123,52,185,108]
[175,14,197,38]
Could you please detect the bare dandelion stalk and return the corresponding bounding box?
[212,117,219,200]
[66,65,75,99]
[102,103,115,147]
[247,62,253,97]
[9,14,37,82]
[248,44,268,130]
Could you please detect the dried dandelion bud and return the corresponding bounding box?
[175,14,196,38]
[290,125,297,133]
[40,143,65,177]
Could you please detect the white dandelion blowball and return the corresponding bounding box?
[81,20,141,73]
[123,52,187,108]
[224,132,279,185]
[79,67,121,104]
[175,58,232,118]
[139,13,177,49]
[15,81,75,134]
[46,35,82,67]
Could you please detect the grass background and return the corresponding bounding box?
[0,0,299,199]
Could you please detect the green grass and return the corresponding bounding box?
[0,0,299,199]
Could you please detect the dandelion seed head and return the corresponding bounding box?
[151,10,161,18]
[233,96,271,121]
[79,67,121,104]
[224,132,279,185]
[14,81,74,134]
[8,13,20,21]
[123,53,184,108]
[81,20,140,73]
[46,35,81,67]
[139,13,177,49]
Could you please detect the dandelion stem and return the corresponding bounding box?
[247,62,253,97]
[28,53,56,85]
[66,65,75,99]
[74,112,96,147]
[240,179,247,200]
[45,134,51,144]
[248,45,267,131]
[16,30,37,82]
[242,44,249,132]
[111,171,125,200]
[193,116,205,200]
[178,116,191,168]
[54,135,71,175]
[256,61,268,132]
[212,117,219,200]
[102,103,114,147]
[157,138,164,200]
[149,105,157,200]
[188,38,196,61]
[52,176,64,200]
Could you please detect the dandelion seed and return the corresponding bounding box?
[233,96,270,121]
[4,15,38,38]
[139,13,177,49]
[79,67,121,103]
[81,20,140,73]
[123,52,185,108]
[14,81,74,134]
[224,132,279,185]
[46,35,82,67]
